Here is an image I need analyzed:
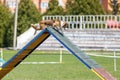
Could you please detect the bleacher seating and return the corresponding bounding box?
[38,29,120,51]
[39,15,120,51]
[17,15,120,51]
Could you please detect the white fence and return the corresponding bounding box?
[43,15,120,30]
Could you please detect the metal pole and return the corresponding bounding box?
[60,48,62,63]
[1,48,3,60]
[13,0,18,50]
[114,50,116,71]
[0,48,3,66]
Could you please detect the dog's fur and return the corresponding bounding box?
[31,20,68,35]
[53,20,68,30]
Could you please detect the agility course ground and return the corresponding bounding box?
[2,49,120,80]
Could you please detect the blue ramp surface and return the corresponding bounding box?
[0,29,50,79]
[46,27,115,80]
[47,27,100,69]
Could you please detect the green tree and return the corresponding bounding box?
[17,0,41,36]
[110,0,120,15]
[4,16,14,47]
[0,4,11,47]
[44,0,65,15]
[65,0,105,15]
[5,0,42,47]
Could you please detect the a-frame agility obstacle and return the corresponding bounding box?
[0,27,115,80]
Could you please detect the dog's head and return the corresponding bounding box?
[53,20,68,29]
[53,20,60,27]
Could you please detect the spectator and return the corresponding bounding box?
[106,19,119,29]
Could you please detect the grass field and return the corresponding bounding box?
[1,50,120,80]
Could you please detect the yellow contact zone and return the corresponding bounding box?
[91,69,105,80]
[0,68,2,70]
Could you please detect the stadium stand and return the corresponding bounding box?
[38,29,120,51]
[17,15,120,51]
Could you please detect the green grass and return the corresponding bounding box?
[1,50,120,80]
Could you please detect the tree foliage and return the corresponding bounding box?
[44,0,65,15]
[65,0,105,15]
[4,16,14,47]
[0,4,11,47]
[110,0,120,15]
[5,0,42,47]
[17,0,41,36]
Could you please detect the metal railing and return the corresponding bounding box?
[43,15,120,30]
